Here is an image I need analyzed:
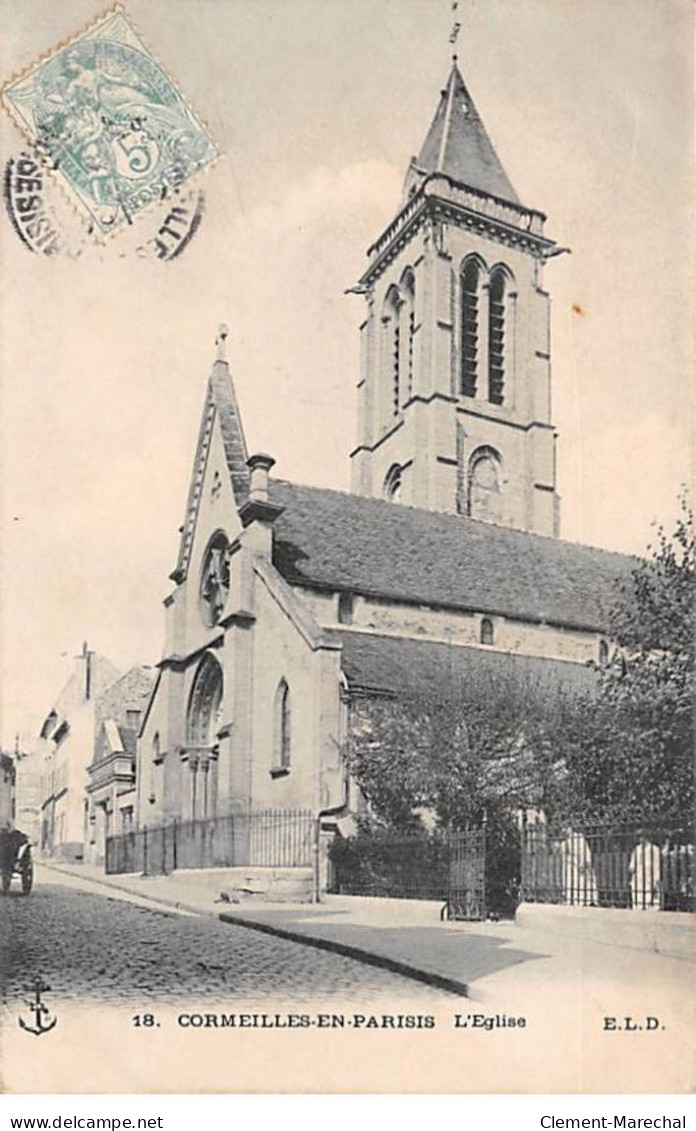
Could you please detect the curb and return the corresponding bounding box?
[219,910,470,998]
[37,860,218,920]
[40,861,469,998]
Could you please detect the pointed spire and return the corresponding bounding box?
[414,61,520,205]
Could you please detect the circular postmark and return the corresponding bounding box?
[2,8,220,239]
[4,149,205,261]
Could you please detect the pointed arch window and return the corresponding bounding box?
[149,733,161,805]
[383,287,402,420]
[186,654,223,746]
[185,653,223,820]
[401,270,416,403]
[273,680,291,773]
[460,259,482,397]
[488,269,507,405]
[480,618,494,646]
[384,464,403,503]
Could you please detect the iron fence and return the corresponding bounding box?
[521,821,694,912]
[105,808,316,876]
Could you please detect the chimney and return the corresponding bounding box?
[247,453,275,503]
[238,452,284,554]
[80,641,93,701]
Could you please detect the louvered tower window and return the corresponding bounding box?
[407,307,415,400]
[460,261,480,397]
[402,271,416,404]
[488,270,506,405]
[383,287,402,421]
[392,318,400,416]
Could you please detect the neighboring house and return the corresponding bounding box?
[14,745,43,845]
[85,665,157,865]
[0,752,16,829]
[134,59,635,837]
[38,645,121,861]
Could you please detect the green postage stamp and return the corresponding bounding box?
[1,6,219,237]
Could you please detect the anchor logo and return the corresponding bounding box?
[18,976,58,1036]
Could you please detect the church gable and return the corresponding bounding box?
[171,327,249,585]
[187,409,244,581]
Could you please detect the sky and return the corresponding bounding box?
[0,0,693,748]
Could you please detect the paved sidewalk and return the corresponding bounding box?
[38,858,694,1006]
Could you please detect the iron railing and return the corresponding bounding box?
[521,821,694,912]
[105,808,316,876]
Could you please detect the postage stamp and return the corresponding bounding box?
[4,149,206,261]
[1,6,219,238]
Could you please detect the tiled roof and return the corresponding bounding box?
[336,630,598,700]
[268,479,636,633]
[415,62,521,205]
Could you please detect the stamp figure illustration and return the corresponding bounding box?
[1,6,219,237]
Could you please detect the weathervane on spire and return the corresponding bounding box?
[448,1,461,55]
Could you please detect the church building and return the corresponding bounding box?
[135,61,633,836]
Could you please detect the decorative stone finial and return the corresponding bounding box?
[216,323,229,361]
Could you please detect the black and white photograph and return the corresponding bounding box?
[0,0,693,1098]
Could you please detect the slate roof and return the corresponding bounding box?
[336,630,598,700]
[415,62,521,205]
[268,479,636,634]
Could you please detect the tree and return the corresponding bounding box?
[562,491,694,826]
[343,494,693,835]
[344,662,578,833]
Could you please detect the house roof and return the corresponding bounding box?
[414,62,521,206]
[268,479,636,634]
[336,630,598,700]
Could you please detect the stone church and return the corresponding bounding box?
[135,61,633,833]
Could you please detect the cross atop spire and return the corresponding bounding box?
[216,323,229,362]
[413,60,520,206]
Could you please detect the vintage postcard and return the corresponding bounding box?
[0,0,693,1097]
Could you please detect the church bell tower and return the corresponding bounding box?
[349,60,561,537]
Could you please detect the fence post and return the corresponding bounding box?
[313,816,321,903]
[143,825,148,877]
[520,810,528,901]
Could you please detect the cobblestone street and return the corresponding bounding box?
[0,868,446,1007]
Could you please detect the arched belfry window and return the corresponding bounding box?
[384,464,402,503]
[460,258,483,397]
[383,286,402,419]
[488,269,508,405]
[273,680,291,771]
[186,653,223,746]
[400,269,416,403]
[468,446,503,524]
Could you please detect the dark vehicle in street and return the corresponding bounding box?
[0,827,33,895]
